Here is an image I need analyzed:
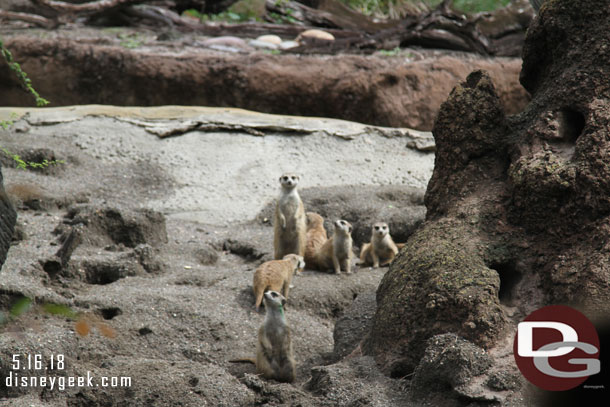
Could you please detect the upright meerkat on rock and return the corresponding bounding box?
[252,254,305,311]
[314,219,353,274]
[304,212,327,268]
[274,173,306,260]
[230,291,296,383]
[360,222,399,268]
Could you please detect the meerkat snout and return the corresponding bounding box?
[335,219,352,235]
[373,223,389,237]
[279,173,299,189]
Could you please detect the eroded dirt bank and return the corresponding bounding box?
[0,28,530,131]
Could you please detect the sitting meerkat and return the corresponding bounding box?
[230,290,296,383]
[360,222,400,268]
[253,254,305,311]
[313,219,353,274]
[274,173,307,260]
[304,212,327,268]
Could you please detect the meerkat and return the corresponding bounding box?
[253,254,305,311]
[360,222,399,268]
[230,290,296,383]
[313,219,353,274]
[274,173,307,260]
[304,212,327,268]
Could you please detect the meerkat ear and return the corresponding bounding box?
[281,298,287,306]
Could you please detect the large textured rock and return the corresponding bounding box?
[0,165,17,268]
[363,71,509,377]
[409,334,493,405]
[365,0,610,384]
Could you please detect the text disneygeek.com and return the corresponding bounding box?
[5,354,131,391]
[5,371,132,391]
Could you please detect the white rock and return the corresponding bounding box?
[279,40,299,50]
[256,35,282,45]
[296,29,335,42]
[248,39,279,50]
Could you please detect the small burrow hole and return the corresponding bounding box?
[557,108,585,143]
[99,307,122,320]
[490,262,522,307]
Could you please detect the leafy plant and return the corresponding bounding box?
[1,296,116,338]
[0,38,49,107]
[0,37,64,170]
[340,0,511,18]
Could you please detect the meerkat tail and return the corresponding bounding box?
[254,289,265,311]
[229,357,257,364]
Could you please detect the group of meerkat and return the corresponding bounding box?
[232,173,403,383]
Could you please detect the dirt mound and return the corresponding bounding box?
[0,30,529,130]
[365,0,610,403]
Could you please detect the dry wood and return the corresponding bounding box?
[0,10,56,28]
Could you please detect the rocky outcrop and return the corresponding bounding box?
[365,0,610,392]
[0,164,16,269]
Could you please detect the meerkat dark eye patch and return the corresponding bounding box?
[374,226,380,230]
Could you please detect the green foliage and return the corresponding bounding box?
[341,0,510,17]
[0,37,64,170]
[452,0,511,13]
[41,303,79,319]
[1,147,64,170]
[9,297,33,317]
[0,38,49,107]
[118,32,144,49]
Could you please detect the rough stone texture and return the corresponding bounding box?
[0,31,529,131]
[409,334,493,404]
[304,356,410,406]
[0,164,17,268]
[364,0,610,395]
[363,71,509,377]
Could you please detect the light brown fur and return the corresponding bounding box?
[360,222,400,267]
[231,291,296,383]
[313,219,353,274]
[274,173,306,260]
[253,254,304,310]
[304,212,327,269]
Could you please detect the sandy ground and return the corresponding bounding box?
[0,106,434,406]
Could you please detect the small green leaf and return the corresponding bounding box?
[10,297,33,317]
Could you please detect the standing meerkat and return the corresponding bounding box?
[274,173,307,260]
[230,291,296,383]
[313,219,353,274]
[304,212,327,268]
[253,254,305,311]
[360,222,399,268]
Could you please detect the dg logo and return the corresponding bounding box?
[513,305,601,391]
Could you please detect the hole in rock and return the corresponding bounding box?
[490,262,522,307]
[557,108,585,143]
